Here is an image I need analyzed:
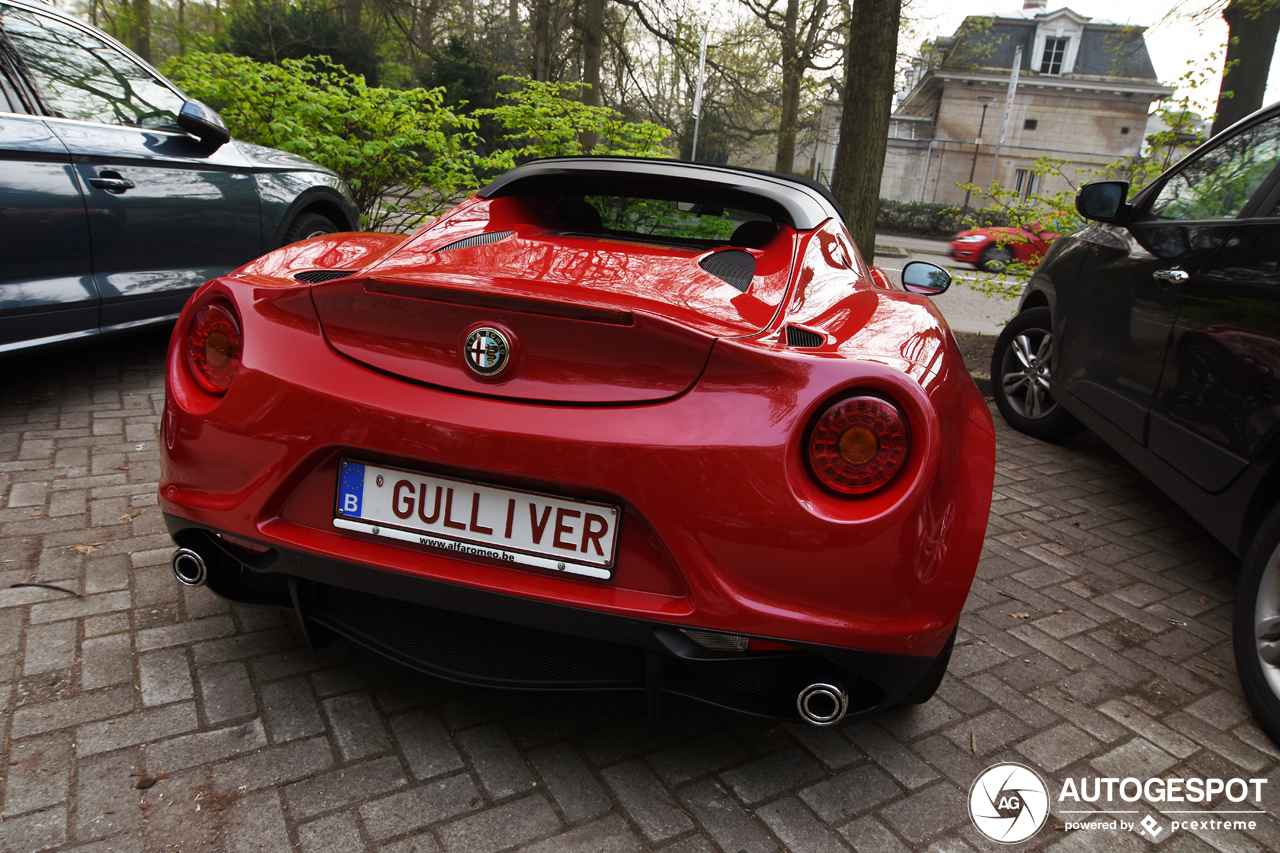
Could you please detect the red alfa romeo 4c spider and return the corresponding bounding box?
[160,157,995,725]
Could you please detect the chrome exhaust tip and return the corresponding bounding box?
[797,683,848,726]
[171,548,208,587]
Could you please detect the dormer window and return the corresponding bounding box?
[1040,37,1068,74]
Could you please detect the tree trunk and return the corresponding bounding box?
[532,0,552,81]
[774,0,801,173]
[132,0,152,62]
[578,0,605,150]
[341,0,363,30]
[831,0,901,260]
[1212,0,1280,136]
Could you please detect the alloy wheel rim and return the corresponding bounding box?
[1001,329,1056,419]
[1255,546,1280,700]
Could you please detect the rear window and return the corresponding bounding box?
[555,193,776,247]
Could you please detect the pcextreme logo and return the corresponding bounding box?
[969,763,1270,844]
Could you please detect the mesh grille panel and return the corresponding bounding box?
[294,269,358,283]
[434,230,516,253]
[311,585,646,684]
[699,250,755,292]
[786,326,824,348]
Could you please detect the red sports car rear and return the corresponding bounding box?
[160,157,995,724]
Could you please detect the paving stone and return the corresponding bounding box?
[649,731,751,786]
[357,773,480,841]
[80,634,133,690]
[77,703,198,757]
[879,781,968,845]
[323,690,391,761]
[436,793,562,853]
[1017,723,1103,772]
[3,730,72,815]
[390,709,465,781]
[23,619,77,674]
[224,789,292,853]
[679,779,777,853]
[196,660,256,724]
[516,815,642,853]
[798,762,900,823]
[144,719,267,771]
[11,688,135,738]
[0,803,68,851]
[260,675,325,743]
[211,736,336,792]
[457,722,536,799]
[840,815,913,853]
[601,758,694,843]
[757,795,846,853]
[719,746,826,805]
[135,615,236,652]
[138,648,195,706]
[846,721,938,788]
[1090,737,1178,778]
[297,811,365,853]
[285,755,407,820]
[71,748,144,842]
[528,740,610,823]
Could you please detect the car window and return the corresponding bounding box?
[0,6,184,130]
[1148,115,1280,221]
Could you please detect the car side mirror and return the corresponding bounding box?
[902,261,951,296]
[177,99,231,150]
[1076,180,1131,223]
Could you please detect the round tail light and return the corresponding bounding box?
[186,302,242,395]
[808,395,909,494]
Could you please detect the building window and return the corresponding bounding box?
[1040,37,1067,74]
[1024,119,1038,131]
[1014,169,1041,200]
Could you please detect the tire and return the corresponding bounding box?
[991,306,1083,441]
[283,212,338,245]
[979,246,1013,273]
[903,627,956,704]
[1234,504,1280,747]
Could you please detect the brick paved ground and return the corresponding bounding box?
[0,329,1277,853]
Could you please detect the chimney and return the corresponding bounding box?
[1024,0,1047,8]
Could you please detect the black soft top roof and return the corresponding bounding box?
[477,156,845,231]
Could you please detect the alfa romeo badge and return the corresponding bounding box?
[464,327,510,376]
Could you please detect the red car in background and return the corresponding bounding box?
[950,223,1061,273]
[159,157,995,726]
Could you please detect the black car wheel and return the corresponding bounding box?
[284,213,339,245]
[1235,504,1280,746]
[991,307,1082,440]
[979,246,1012,273]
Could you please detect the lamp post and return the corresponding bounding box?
[963,95,996,210]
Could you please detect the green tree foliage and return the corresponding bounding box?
[164,52,512,229]
[218,2,381,84]
[477,77,673,159]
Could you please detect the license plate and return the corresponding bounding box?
[333,459,621,580]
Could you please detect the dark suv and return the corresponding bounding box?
[991,101,1280,744]
[0,0,359,352]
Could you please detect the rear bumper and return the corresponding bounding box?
[167,516,938,720]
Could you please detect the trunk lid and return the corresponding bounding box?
[310,232,788,404]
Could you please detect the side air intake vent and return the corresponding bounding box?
[699,250,755,293]
[434,230,515,253]
[786,325,825,348]
[294,269,358,283]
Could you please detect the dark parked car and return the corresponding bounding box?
[991,101,1280,744]
[0,0,359,352]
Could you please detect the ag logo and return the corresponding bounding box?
[464,327,510,376]
[969,763,1049,844]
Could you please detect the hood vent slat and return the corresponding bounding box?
[434,230,516,253]
[786,325,824,348]
[699,250,755,293]
[294,269,358,283]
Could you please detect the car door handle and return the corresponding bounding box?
[1152,268,1189,285]
[87,171,135,194]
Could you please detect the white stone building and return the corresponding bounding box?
[813,1,1174,206]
